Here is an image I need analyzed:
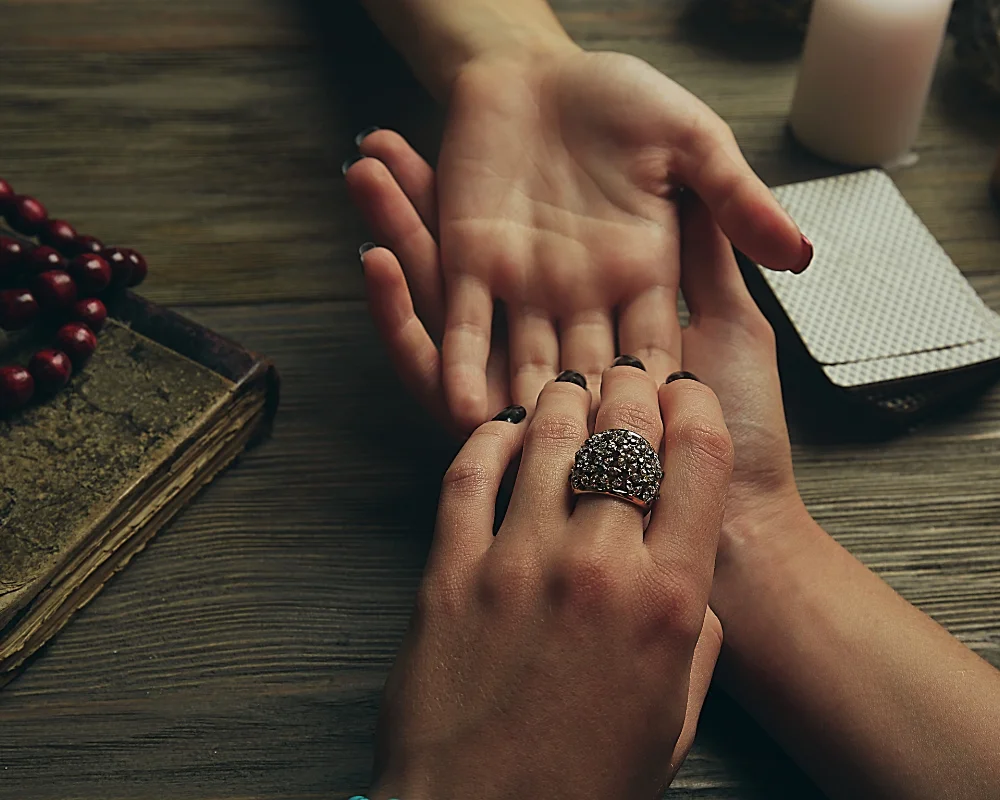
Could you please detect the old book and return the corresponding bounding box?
[0,292,278,685]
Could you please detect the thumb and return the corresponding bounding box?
[668,607,723,781]
[675,118,812,274]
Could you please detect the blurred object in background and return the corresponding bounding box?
[717,0,813,31]
[788,0,954,167]
[950,0,1000,96]
[991,144,1000,200]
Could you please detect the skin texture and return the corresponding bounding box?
[350,147,1000,799]
[370,360,733,800]
[348,145,724,783]
[358,0,811,432]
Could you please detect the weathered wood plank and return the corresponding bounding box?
[2,0,999,797]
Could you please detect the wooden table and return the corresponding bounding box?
[2,2,999,797]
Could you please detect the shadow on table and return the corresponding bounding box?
[290,0,443,165]
[682,687,825,799]
[677,0,806,63]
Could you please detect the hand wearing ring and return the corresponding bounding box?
[370,357,734,800]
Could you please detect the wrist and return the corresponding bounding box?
[362,0,578,102]
[439,22,579,102]
[711,490,828,622]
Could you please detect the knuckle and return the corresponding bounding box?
[441,456,494,500]
[714,119,737,145]
[526,412,587,450]
[669,411,734,477]
[684,111,736,157]
[643,574,706,645]
[604,399,663,443]
[679,111,716,154]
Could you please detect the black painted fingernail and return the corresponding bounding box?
[613,354,645,371]
[665,371,700,384]
[359,242,376,262]
[342,154,364,175]
[555,370,587,389]
[354,126,381,146]
[492,405,526,424]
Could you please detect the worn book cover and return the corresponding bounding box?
[0,292,279,685]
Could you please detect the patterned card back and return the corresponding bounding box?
[757,170,1000,388]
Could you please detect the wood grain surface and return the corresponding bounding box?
[1,1,999,798]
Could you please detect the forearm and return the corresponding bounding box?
[713,505,1000,799]
[359,0,576,101]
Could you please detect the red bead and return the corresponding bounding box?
[102,247,133,287]
[124,249,148,286]
[0,179,14,217]
[33,270,77,311]
[40,218,78,253]
[73,234,104,255]
[29,349,72,394]
[0,289,39,331]
[69,254,111,295]
[7,195,48,236]
[0,236,25,275]
[27,245,67,273]
[0,366,34,412]
[56,322,98,366]
[72,297,108,332]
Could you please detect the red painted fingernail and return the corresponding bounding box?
[792,235,813,274]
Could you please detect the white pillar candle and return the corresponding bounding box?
[789,0,954,167]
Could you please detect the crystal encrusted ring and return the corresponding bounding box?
[570,428,664,514]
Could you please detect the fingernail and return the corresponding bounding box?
[665,371,700,384]
[354,126,381,147]
[492,405,526,424]
[612,354,645,371]
[359,242,376,263]
[555,370,587,389]
[342,154,364,176]
[792,234,813,274]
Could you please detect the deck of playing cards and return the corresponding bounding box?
[745,169,1000,420]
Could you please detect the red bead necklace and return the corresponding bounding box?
[0,177,147,414]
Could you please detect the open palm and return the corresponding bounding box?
[345,152,802,782]
[433,49,809,429]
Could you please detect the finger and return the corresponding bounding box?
[645,377,733,601]
[616,284,681,384]
[678,193,792,475]
[505,372,591,532]
[485,306,513,418]
[573,356,663,534]
[356,128,438,235]
[442,275,494,433]
[433,406,529,569]
[677,119,812,274]
[679,192,759,325]
[345,156,445,338]
[558,308,615,409]
[668,608,723,780]
[360,245,449,430]
[509,307,560,415]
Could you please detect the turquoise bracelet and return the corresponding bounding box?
[349,796,400,800]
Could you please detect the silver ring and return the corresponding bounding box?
[570,429,663,514]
